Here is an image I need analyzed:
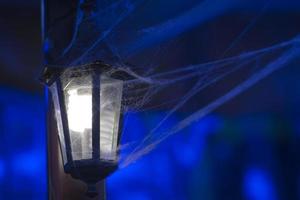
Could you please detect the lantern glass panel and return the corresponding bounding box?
[99,75,123,160]
[62,73,93,160]
[50,83,68,164]
[50,68,124,164]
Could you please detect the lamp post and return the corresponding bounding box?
[41,61,129,198]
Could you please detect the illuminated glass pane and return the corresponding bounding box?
[50,83,68,165]
[62,73,93,160]
[50,66,124,164]
[100,76,123,160]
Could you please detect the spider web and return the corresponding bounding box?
[49,0,300,168]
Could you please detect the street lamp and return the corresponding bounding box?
[41,61,130,198]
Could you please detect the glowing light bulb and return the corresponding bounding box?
[67,89,92,133]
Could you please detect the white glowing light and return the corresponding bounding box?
[67,89,92,133]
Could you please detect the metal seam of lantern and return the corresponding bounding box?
[41,61,132,198]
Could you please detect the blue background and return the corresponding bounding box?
[1,0,300,199]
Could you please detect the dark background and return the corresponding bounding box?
[0,0,300,199]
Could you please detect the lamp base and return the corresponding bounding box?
[64,159,116,197]
[85,180,106,199]
[86,184,98,198]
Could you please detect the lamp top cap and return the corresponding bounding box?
[40,60,135,86]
